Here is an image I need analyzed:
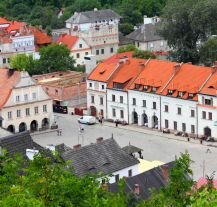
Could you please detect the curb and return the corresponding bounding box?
[31,129,58,136]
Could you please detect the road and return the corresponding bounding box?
[32,113,217,180]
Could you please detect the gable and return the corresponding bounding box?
[71,38,90,50]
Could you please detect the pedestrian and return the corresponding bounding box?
[200,138,203,144]
[59,129,62,136]
[206,148,211,153]
[115,119,118,127]
[57,129,59,136]
[187,137,190,142]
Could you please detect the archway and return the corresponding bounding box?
[19,122,27,132]
[90,106,97,116]
[142,113,148,126]
[42,118,49,129]
[7,125,15,133]
[30,120,38,132]
[204,127,211,137]
[152,115,158,128]
[132,111,138,124]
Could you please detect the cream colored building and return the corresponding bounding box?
[0,69,53,133]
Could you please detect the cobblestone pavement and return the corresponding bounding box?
[32,113,217,180]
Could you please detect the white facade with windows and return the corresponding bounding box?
[87,80,107,118]
[0,71,53,133]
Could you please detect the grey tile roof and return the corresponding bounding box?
[66,9,120,24]
[109,161,175,199]
[0,128,12,138]
[0,131,43,157]
[127,23,163,42]
[61,138,139,177]
[119,32,134,46]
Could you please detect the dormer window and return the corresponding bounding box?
[178,92,184,97]
[168,90,173,95]
[135,84,140,89]
[152,87,157,93]
[143,85,148,91]
[189,93,194,99]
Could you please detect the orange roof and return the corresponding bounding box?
[162,64,211,100]
[129,59,177,93]
[0,17,10,25]
[0,69,20,109]
[6,21,26,33]
[103,52,133,64]
[29,26,52,45]
[56,34,79,50]
[108,58,147,91]
[200,71,217,96]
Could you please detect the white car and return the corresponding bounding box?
[78,116,96,125]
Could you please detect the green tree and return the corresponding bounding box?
[199,37,217,66]
[38,44,75,73]
[119,23,134,36]
[117,44,137,53]
[133,50,156,59]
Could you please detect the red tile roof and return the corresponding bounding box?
[162,64,211,100]
[56,34,79,50]
[6,21,26,33]
[29,26,52,45]
[108,58,147,91]
[0,17,10,25]
[0,69,20,109]
[200,69,217,96]
[129,59,177,93]
[88,52,133,82]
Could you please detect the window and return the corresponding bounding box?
[191,125,195,134]
[43,105,47,112]
[178,92,183,97]
[152,87,157,93]
[135,84,140,89]
[24,94,28,101]
[132,98,136,105]
[208,112,212,120]
[34,106,38,114]
[165,105,168,112]
[165,119,169,128]
[26,108,30,116]
[96,49,99,55]
[120,110,124,118]
[100,109,104,117]
[16,95,20,102]
[3,58,6,64]
[101,85,105,89]
[128,169,132,177]
[202,111,206,119]
[101,49,104,54]
[76,53,80,58]
[85,52,88,55]
[32,92,36,100]
[89,82,92,87]
[168,90,173,95]
[182,123,186,132]
[112,108,116,117]
[7,58,10,63]
[153,102,156,109]
[110,47,113,53]
[174,121,177,130]
[143,85,148,91]
[79,43,82,48]
[137,42,140,47]
[189,93,194,99]
[177,107,181,115]
[115,174,119,182]
[55,89,58,95]
[8,111,12,119]
[205,99,211,105]
[120,96,123,103]
[142,100,146,107]
[100,97,103,105]
[191,110,195,117]
[112,95,115,102]
[91,96,94,103]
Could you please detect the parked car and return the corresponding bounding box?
[78,116,96,125]
[206,136,215,142]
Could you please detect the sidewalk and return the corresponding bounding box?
[103,121,217,148]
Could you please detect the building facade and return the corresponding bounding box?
[0,69,53,133]
[66,8,120,61]
[87,54,217,139]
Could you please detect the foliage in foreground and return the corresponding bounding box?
[0,150,217,207]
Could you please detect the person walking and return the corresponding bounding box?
[115,119,118,127]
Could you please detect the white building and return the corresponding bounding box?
[66,8,120,61]
[56,33,91,66]
[0,69,53,133]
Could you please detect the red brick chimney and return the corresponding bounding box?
[73,144,81,149]
[161,164,169,181]
[96,137,103,144]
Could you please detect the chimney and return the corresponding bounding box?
[73,144,81,149]
[133,184,140,195]
[26,149,39,160]
[161,164,169,181]
[211,65,217,74]
[174,63,181,74]
[84,55,97,74]
[96,137,103,144]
